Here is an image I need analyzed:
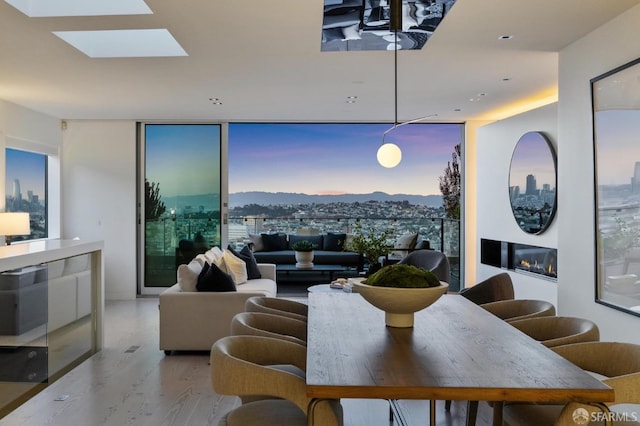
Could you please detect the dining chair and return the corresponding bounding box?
[244,296,308,322]
[397,249,450,283]
[210,335,343,426]
[502,341,640,425]
[463,316,601,425]
[479,299,556,322]
[230,311,307,346]
[509,316,600,347]
[458,272,515,305]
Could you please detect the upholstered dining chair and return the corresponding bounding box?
[244,296,308,322]
[502,341,640,426]
[210,335,343,426]
[397,249,450,283]
[479,299,555,322]
[463,316,601,426]
[509,316,600,347]
[458,272,515,305]
[230,311,307,346]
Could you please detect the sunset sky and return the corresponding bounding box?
[229,123,463,196]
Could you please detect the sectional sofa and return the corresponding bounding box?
[250,232,363,269]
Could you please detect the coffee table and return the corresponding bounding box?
[276,264,354,282]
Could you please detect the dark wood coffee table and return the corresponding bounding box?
[276,264,354,282]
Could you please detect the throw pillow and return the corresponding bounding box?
[222,249,248,284]
[323,232,347,251]
[261,233,288,251]
[249,234,264,252]
[393,232,419,258]
[227,245,262,280]
[177,259,203,292]
[196,262,236,292]
[204,246,223,264]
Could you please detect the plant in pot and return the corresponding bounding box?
[347,221,393,275]
[352,264,449,328]
[292,239,315,268]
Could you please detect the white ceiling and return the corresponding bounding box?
[1,0,639,123]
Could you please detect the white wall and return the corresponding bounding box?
[0,99,62,238]
[557,5,640,343]
[474,103,558,305]
[61,120,137,300]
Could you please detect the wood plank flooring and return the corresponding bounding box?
[0,298,494,426]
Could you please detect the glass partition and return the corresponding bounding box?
[0,252,97,418]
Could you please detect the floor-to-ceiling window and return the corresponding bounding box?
[139,124,222,293]
[227,122,464,289]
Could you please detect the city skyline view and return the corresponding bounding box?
[595,110,640,187]
[5,148,46,202]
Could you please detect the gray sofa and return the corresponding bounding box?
[250,232,362,269]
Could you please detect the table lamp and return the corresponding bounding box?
[0,212,31,245]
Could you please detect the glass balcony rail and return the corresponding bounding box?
[142,216,461,290]
[229,216,461,291]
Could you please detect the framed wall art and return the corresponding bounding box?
[592,57,640,316]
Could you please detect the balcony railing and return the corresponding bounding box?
[142,216,461,290]
[229,216,461,291]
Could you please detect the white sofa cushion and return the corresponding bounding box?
[177,259,203,292]
[236,278,277,297]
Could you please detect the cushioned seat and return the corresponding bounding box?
[459,272,514,305]
[480,299,555,322]
[397,249,450,283]
[244,296,308,322]
[231,312,307,346]
[210,335,343,426]
[509,316,600,347]
[503,342,640,426]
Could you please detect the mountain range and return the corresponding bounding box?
[229,191,442,208]
[161,191,442,211]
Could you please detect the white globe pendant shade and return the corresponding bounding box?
[377,142,402,168]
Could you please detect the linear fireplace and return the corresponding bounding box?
[481,238,557,281]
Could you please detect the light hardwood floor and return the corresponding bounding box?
[0,298,493,426]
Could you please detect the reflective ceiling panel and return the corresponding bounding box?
[321,0,456,51]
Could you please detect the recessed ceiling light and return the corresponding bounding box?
[478,93,487,97]
[347,96,358,99]
[453,108,461,112]
[498,35,514,40]
[502,77,512,81]
[53,29,187,58]
[4,0,152,17]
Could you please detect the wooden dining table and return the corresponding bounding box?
[305,293,614,426]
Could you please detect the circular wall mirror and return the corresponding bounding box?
[509,131,557,234]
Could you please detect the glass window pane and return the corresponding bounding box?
[5,148,48,242]
[143,124,222,288]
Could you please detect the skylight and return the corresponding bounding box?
[53,29,188,58]
[4,0,152,17]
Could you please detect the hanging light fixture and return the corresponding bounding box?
[376,0,403,169]
[377,0,437,168]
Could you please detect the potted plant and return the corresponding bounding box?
[347,221,393,274]
[292,239,314,268]
[352,264,448,328]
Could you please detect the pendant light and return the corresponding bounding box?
[376,0,437,168]
[376,0,403,168]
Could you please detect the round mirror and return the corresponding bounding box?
[509,131,557,234]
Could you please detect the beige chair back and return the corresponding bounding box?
[231,311,307,346]
[509,316,599,347]
[211,335,342,426]
[459,272,515,305]
[480,299,555,322]
[244,296,308,322]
